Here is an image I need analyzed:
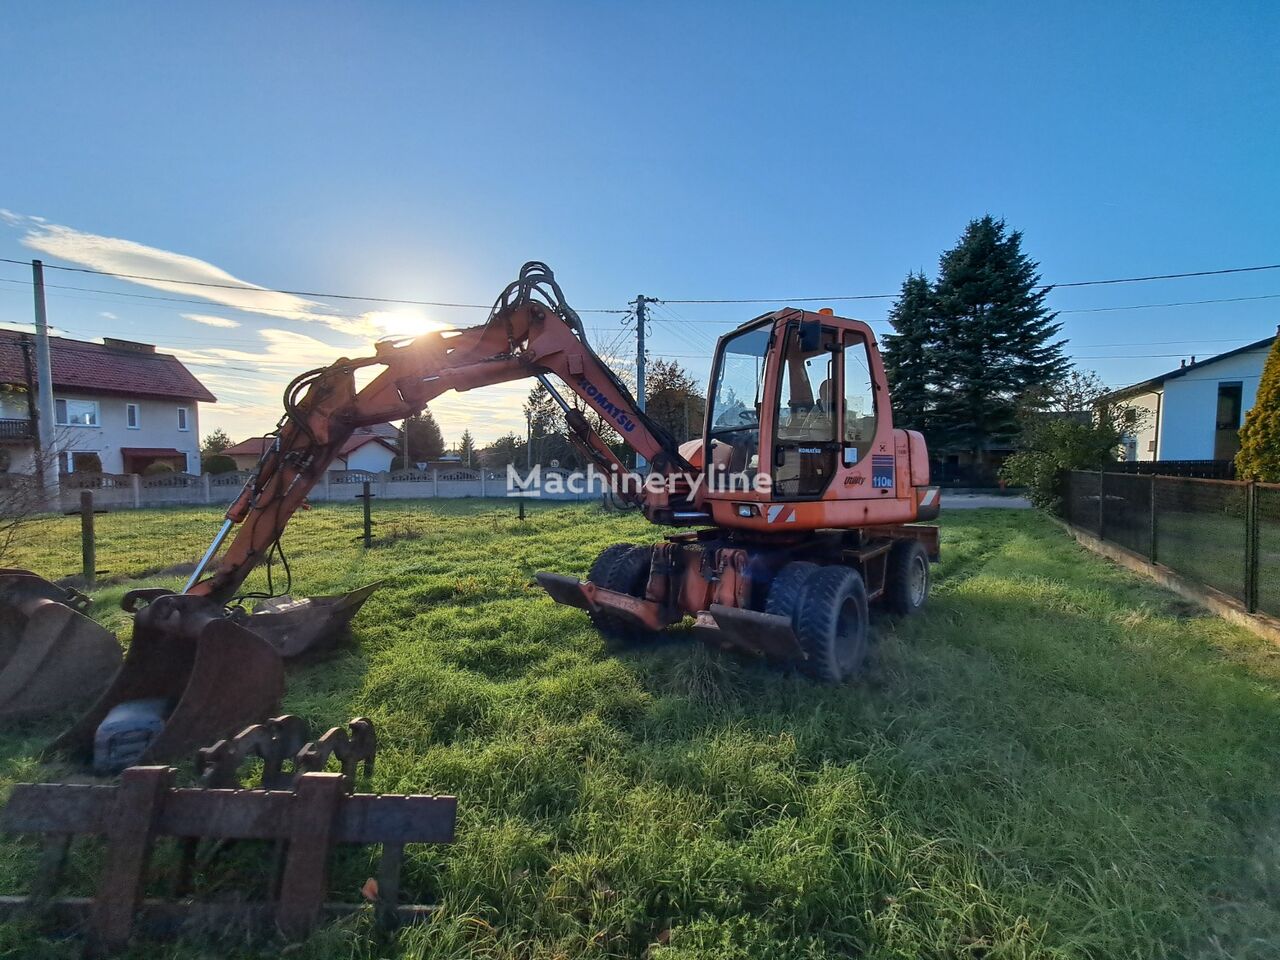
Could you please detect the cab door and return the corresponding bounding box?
[770,321,840,499]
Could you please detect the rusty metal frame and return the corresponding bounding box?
[0,719,455,956]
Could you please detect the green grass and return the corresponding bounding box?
[3,500,1280,958]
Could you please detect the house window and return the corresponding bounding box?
[126,403,140,429]
[1214,382,1244,461]
[177,406,189,431]
[55,398,99,427]
[59,451,101,474]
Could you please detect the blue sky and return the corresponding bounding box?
[1,2,1277,444]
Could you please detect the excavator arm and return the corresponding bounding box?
[44,263,698,767]
[189,262,693,606]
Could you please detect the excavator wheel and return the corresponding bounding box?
[768,563,869,683]
[587,543,656,648]
[763,561,820,624]
[881,539,930,616]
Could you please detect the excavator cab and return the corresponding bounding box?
[695,308,937,529]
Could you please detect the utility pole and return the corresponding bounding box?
[632,295,657,471]
[32,260,59,504]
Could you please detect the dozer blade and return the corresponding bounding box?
[0,570,122,720]
[47,592,285,765]
[237,582,381,658]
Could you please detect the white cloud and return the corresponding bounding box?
[99,311,118,320]
[162,324,533,443]
[3,212,374,336]
[183,313,241,329]
[1,212,534,442]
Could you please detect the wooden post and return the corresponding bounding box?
[80,490,96,586]
[518,497,525,521]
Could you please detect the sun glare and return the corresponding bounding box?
[367,308,454,340]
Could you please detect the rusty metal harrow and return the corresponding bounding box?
[0,716,457,956]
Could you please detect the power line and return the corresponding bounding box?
[0,258,629,313]
[1058,293,1280,314]
[658,262,1280,304]
[633,291,1280,324]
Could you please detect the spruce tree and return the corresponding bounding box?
[396,406,445,467]
[882,272,934,432]
[458,429,476,466]
[929,216,1067,457]
[1236,333,1280,481]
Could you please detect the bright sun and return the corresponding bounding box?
[366,308,454,340]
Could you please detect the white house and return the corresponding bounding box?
[223,425,398,473]
[1106,332,1275,462]
[0,332,215,475]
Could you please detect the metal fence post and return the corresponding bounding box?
[1149,473,1158,564]
[1245,480,1258,613]
[359,480,374,548]
[1097,470,1105,541]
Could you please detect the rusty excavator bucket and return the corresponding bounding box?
[0,570,122,721]
[235,582,381,659]
[44,583,379,767]
[47,591,286,766]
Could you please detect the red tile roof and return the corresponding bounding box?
[0,331,216,402]
[224,437,272,457]
[225,432,397,458]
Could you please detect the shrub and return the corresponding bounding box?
[1236,334,1280,481]
[1002,410,1131,511]
[201,454,237,474]
[70,452,102,474]
[143,461,176,476]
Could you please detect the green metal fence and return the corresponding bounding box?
[1062,470,1279,618]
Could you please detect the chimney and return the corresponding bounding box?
[103,337,155,354]
[1190,355,1196,364]
[1180,359,1186,368]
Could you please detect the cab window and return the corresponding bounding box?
[843,333,877,463]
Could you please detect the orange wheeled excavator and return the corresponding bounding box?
[3,262,939,766]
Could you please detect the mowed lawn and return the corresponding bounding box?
[3,500,1280,959]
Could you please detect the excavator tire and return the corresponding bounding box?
[763,561,821,624]
[587,543,655,648]
[771,564,868,683]
[882,539,930,616]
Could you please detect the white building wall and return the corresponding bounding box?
[343,442,396,473]
[51,392,203,473]
[1121,390,1161,462]
[1156,347,1268,460]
